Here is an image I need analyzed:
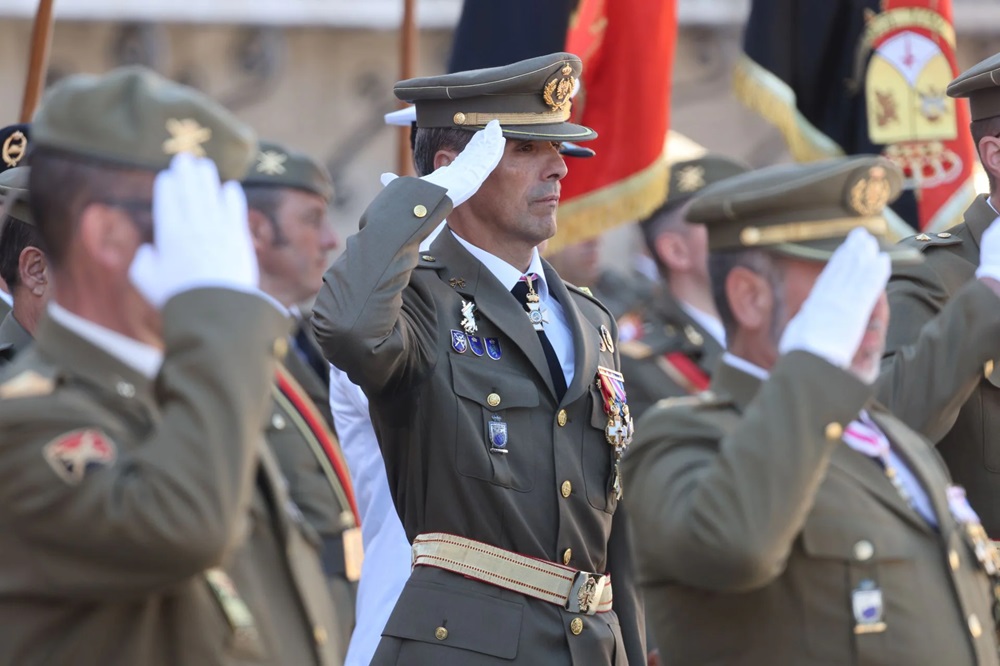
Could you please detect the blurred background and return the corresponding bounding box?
[2,0,999,271]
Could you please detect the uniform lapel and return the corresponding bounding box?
[429,230,557,400]
[544,261,599,406]
[964,194,995,250]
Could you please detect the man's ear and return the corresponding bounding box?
[247,208,275,252]
[433,149,458,171]
[726,266,773,333]
[979,136,1000,190]
[655,231,692,273]
[19,246,49,296]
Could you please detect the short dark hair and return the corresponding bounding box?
[412,127,475,177]
[0,217,47,289]
[639,200,687,279]
[708,248,785,343]
[970,116,1000,193]
[243,184,288,244]
[28,147,152,269]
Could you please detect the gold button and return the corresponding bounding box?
[949,549,960,571]
[853,540,874,561]
[969,614,983,638]
[421,254,436,262]
[453,112,467,125]
[272,413,286,430]
[562,548,572,565]
[986,360,995,378]
[116,380,136,399]
[561,480,572,498]
[435,626,448,641]
[570,618,583,635]
[487,393,501,407]
[557,409,568,427]
[314,626,328,645]
[825,422,843,440]
[413,204,428,218]
[273,337,289,359]
[938,232,952,238]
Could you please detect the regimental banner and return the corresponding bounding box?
[734,0,975,234]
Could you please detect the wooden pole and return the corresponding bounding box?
[397,0,417,175]
[19,0,57,122]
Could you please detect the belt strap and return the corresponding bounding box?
[411,532,613,615]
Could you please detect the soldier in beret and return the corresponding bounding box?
[624,156,1000,665]
[0,123,31,320]
[241,140,358,658]
[314,53,645,665]
[0,67,340,665]
[619,155,748,418]
[878,52,1000,539]
[0,166,49,364]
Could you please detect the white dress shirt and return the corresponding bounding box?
[452,231,576,386]
[680,301,726,348]
[721,353,936,524]
[48,302,164,378]
[329,366,411,666]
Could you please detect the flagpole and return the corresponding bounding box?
[20,0,56,122]
[397,0,417,176]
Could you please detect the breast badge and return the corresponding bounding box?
[485,338,502,361]
[468,335,485,357]
[597,366,633,499]
[852,579,887,634]
[451,329,469,354]
[460,299,478,335]
[488,414,509,454]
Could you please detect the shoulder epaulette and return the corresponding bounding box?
[0,369,55,399]
[904,231,963,252]
[618,339,653,360]
[653,390,728,411]
[416,253,440,269]
[565,282,603,306]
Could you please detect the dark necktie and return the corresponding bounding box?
[511,275,567,401]
[293,321,331,389]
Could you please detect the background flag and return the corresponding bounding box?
[734,0,975,234]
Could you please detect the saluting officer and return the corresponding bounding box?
[0,67,340,665]
[625,156,1000,665]
[879,52,1000,537]
[313,53,645,665]
[619,155,747,417]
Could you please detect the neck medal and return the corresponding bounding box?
[597,366,633,500]
[522,274,549,332]
[460,299,478,335]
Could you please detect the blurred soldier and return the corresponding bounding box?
[0,123,31,318]
[314,53,645,665]
[242,140,359,657]
[0,166,50,363]
[879,52,1000,537]
[0,67,340,665]
[619,155,748,417]
[625,156,1000,665]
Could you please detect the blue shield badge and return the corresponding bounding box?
[485,338,502,360]
[451,330,468,354]
[488,415,508,454]
[468,335,485,357]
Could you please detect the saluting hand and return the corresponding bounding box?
[129,153,258,308]
[778,228,891,378]
[380,119,506,206]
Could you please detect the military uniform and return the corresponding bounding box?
[879,53,1000,536]
[0,311,32,364]
[314,54,644,666]
[624,157,1000,664]
[0,67,343,665]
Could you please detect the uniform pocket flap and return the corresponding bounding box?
[382,580,523,658]
[801,517,912,562]
[451,356,540,410]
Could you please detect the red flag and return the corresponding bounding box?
[548,0,678,254]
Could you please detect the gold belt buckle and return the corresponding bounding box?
[566,571,607,615]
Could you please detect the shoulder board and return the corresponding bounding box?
[903,232,963,252]
[618,339,653,360]
[0,369,55,399]
[565,282,607,309]
[653,390,729,411]
[416,253,441,269]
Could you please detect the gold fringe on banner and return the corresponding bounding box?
[732,54,912,242]
[547,144,670,256]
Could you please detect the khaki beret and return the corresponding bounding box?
[689,155,921,265]
[640,155,750,231]
[0,124,29,173]
[394,53,597,142]
[0,166,32,226]
[947,52,1000,121]
[32,66,256,181]
[242,141,334,202]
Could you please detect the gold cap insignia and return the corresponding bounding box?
[1,130,27,168]
[543,66,576,113]
[256,150,287,175]
[162,118,212,158]
[849,165,891,216]
[676,165,706,193]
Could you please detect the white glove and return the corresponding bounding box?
[129,153,258,309]
[977,215,1000,281]
[379,119,506,206]
[778,228,891,369]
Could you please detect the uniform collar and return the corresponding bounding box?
[450,230,549,299]
[679,301,726,348]
[47,302,163,379]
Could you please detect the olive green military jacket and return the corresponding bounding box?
[0,310,33,365]
[618,289,723,419]
[313,177,644,666]
[0,289,341,666]
[880,194,1000,535]
[624,352,1000,665]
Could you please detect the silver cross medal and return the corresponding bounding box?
[460,300,478,335]
[523,275,549,332]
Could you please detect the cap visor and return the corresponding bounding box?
[448,122,597,142]
[770,238,923,267]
